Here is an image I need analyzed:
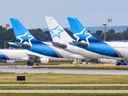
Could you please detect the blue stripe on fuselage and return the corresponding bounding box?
[86,43,120,57]
[76,35,120,57]
[28,43,61,58]
[0,53,9,60]
[76,42,120,57]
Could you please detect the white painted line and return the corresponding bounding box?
[0,90,128,93]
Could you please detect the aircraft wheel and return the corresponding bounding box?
[27,60,34,66]
[116,60,127,66]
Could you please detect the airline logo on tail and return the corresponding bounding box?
[45,16,73,44]
[17,32,33,47]
[51,26,63,38]
[67,16,97,45]
[73,28,92,45]
[10,18,34,47]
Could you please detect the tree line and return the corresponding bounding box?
[0,25,128,48]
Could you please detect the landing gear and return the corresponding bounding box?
[27,60,34,66]
[116,60,128,66]
[27,55,41,66]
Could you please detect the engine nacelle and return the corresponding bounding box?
[73,40,88,47]
[52,42,67,49]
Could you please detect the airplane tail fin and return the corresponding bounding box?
[10,18,35,47]
[67,16,85,34]
[45,16,73,44]
[67,16,98,43]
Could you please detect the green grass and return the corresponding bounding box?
[0,93,128,96]
[0,61,27,66]
[0,73,128,84]
[0,86,128,90]
[33,63,128,70]
[0,73,127,95]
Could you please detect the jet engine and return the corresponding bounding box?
[73,40,88,47]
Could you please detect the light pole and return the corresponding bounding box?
[103,23,107,41]
[107,18,112,30]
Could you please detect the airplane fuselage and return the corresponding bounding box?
[0,49,29,61]
[106,41,128,58]
[54,41,122,59]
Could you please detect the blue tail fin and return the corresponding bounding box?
[67,16,98,43]
[10,18,34,47]
[67,16,85,34]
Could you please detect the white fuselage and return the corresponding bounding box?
[65,43,114,59]
[44,42,85,59]
[0,49,53,61]
[106,41,128,57]
[50,41,128,60]
[0,49,29,61]
[47,42,112,59]
[0,48,82,63]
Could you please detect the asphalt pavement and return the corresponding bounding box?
[0,65,128,75]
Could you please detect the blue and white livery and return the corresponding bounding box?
[67,16,124,58]
[45,16,114,59]
[10,18,85,61]
[10,18,62,60]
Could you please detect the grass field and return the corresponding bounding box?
[33,63,128,70]
[0,73,127,84]
[0,73,127,95]
[0,63,127,95]
[0,93,128,96]
[1,85,128,90]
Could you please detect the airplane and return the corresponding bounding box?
[67,16,128,63]
[9,18,85,65]
[45,16,121,62]
[0,49,29,63]
[67,16,128,65]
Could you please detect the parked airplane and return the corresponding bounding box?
[68,17,128,65]
[9,18,85,65]
[0,49,29,63]
[45,16,121,61]
[67,16,128,61]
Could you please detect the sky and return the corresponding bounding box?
[0,0,128,28]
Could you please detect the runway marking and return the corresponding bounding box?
[0,90,128,93]
[0,84,128,86]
